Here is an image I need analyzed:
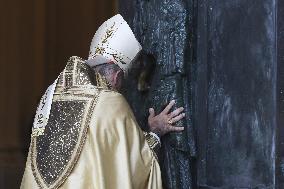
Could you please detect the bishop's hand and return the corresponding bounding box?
[148,100,185,137]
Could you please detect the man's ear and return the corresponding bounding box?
[113,70,123,84]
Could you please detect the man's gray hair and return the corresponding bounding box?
[94,63,121,76]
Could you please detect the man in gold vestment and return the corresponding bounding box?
[21,15,185,189]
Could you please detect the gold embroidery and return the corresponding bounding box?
[95,46,105,55]
[31,93,101,189]
[101,22,116,43]
[88,21,134,68]
[143,132,160,160]
[31,127,45,137]
[89,22,128,64]
[30,57,102,189]
[110,52,125,63]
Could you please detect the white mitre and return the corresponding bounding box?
[86,14,142,73]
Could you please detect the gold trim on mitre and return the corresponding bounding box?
[86,14,142,74]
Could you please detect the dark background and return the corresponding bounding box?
[0,0,116,188]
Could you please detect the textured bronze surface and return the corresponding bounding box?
[121,0,196,188]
